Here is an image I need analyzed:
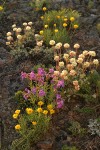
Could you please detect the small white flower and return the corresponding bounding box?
[17,35,22,40]
[16,28,22,33]
[69,70,76,76]
[59,61,64,67]
[69,51,76,57]
[70,58,76,63]
[7,32,12,36]
[49,40,55,46]
[28,22,33,26]
[25,26,31,31]
[88,51,96,57]
[63,53,69,59]
[64,43,70,49]
[54,56,59,61]
[7,36,13,41]
[74,43,80,49]
[61,70,68,76]
[37,41,43,47]
[13,28,17,31]
[12,24,16,28]
[83,62,90,68]
[72,62,77,67]
[54,71,60,76]
[78,54,85,59]
[83,50,88,56]
[55,42,62,49]
[23,22,27,26]
[93,59,99,65]
[64,76,68,80]
[77,58,83,64]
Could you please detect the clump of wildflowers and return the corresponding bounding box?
[51,41,100,101]
[12,67,64,149]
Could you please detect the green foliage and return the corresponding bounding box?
[68,121,87,136]
[87,0,94,9]
[40,9,80,45]
[11,113,50,150]
[78,71,100,103]
[62,145,78,150]
[30,0,52,10]
[43,28,70,45]
[76,107,95,114]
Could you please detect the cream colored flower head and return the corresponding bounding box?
[74,43,80,49]
[17,35,22,40]
[12,24,16,28]
[93,59,99,65]
[88,51,96,57]
[25,26,31,31]
[61,70,68,76]
[83,62,90,68]
[37,41,43,47]
[16,28,22,33]
[55,42,62,49]
[69,51,76,57]
[78,54,85,59]
[63,53,69,60]
[69,70,76,76]
[73,80,79,86]
[70,58,76,64]
[64,43,70,49]
[54,55,59,61]
[64,76,68,80]
[75,85,80,91]
[7,32,12,36]
[13,28,17,32]
[77,58,83,64]
[23,22,27,26]
[83,50,88,56]
[49,40,55,46]
[67,64,74,70]
[28,22,33,26]
[72,62,77,67]
[7,36,13,41]
[59,61,64,67]
[54,71,60,76]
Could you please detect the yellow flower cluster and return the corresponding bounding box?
[13,109,20,119]
[26,108,33,114]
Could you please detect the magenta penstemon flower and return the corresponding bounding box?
[21,72,27,80]
[49,68,54,74]
[31,87,36,94]
[57,100,64,108]
[56,94,61,100]
[38,68,46,76]
[39,89,46,97]
[29,71,36,80]
[57,80,64,88]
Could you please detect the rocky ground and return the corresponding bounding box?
[0,0,100,150]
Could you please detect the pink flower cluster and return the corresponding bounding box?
[21,68,64,109]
